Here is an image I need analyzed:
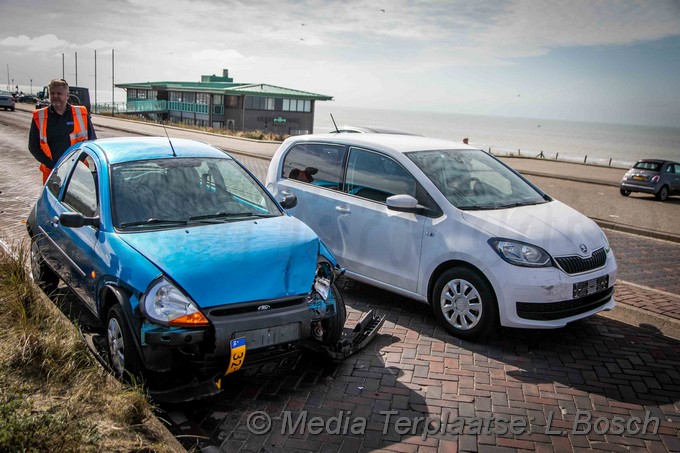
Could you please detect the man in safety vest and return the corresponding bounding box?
[28,79,97,184]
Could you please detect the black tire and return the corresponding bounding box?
[432,266,498,340]
[620,188,631,196]
[321,283,347,346]
[655,186,669,201]
[30,237,59,294]
[106,304,143,380]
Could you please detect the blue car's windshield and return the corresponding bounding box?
[111,157,281,229]
[406,149,547,210]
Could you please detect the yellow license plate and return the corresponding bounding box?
[632,175,645,181]
[226,337,246,375]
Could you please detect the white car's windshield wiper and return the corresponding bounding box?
[458,205,497,211]
[496,200,546,209]
[120,218,189,227]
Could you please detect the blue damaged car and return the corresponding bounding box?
[27,137,347,391]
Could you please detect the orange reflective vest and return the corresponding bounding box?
[33,105,89,183]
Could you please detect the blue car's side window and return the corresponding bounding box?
[46,150,80,199]
[62,153,99,217]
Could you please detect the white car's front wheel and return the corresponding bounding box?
[433,267,498,340]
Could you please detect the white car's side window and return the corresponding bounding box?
[282,143,346,190]
[345,148,417,203]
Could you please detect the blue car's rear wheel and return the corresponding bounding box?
[30,238,59,294]
[107,305,143,380]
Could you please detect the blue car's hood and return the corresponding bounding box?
[120,216,319,307]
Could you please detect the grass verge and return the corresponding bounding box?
[0,241,184,452]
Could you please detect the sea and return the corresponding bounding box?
[313,104,680,169]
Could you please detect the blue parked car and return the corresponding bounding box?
[27,137,347,392]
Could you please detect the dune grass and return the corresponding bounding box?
[0,241,182,452]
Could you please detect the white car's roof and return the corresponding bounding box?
[285,133,477,154]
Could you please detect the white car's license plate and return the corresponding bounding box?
[573,275,609,299]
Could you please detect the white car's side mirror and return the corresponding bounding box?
[386,194,418,211]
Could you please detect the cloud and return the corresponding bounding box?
[0,34,70,52]
[190,49,248,62]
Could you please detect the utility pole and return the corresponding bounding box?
[30,79,32,94]
[75,51,78,85]
[94,49,97,111]
[111,49,115,116]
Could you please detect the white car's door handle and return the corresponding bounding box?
[281,190,292,196]
[335,205,350,214]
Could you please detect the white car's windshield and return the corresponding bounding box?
[112,157,281,229]
[407,149,548,210]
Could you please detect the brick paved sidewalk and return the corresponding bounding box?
[165,278,680,452]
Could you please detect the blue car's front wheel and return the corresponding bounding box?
[107,305,143,381]
[321,283,346,346]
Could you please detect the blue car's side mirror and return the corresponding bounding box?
[60,212,100,229]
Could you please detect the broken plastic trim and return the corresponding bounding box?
[317,309,386,361]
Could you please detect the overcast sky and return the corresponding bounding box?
[1,0,680,127]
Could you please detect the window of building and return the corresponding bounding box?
[283,99,311,112]
[183,92,196,103]
[226,95,238,107]
[214,94,224,105]
[245,96,275,110]
[170,91,182,102]
[196,93,210,104]
[282,143,347,190]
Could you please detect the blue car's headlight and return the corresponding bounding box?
[488,239,552,267]
[142,277,209,327]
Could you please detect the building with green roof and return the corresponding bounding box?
[115,69,333,135]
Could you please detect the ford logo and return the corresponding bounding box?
[257,305,271,311]
[579,243,588,254]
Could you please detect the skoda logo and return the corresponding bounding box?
[579,243,588,254]
[257,305,271,311]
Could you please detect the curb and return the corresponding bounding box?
[600,282,680,341]
[592,218,680,244]
[517,170,619,188]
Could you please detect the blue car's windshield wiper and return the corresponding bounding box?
[120,218,189,227]
[189,212,277,222]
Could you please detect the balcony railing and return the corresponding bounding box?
[93,100,214,115]
[126,99,167,112]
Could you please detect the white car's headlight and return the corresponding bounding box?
[489,239,552,267]
[142,277,209,326]
[601,231,611,253]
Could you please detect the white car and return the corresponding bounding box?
[265,134,617,339]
